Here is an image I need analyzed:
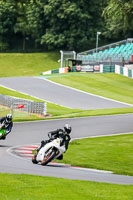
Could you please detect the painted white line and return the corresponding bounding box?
[14,150,33,153]
[36,76,133,106]
[7,143,39,161]
[71,131,133,141]
[70,166,112,174]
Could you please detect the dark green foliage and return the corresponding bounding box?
[41,0,106,50]
[0,0,16,50]
[0,0,133,51]
[0,0,107,51]
[103,0,133,39]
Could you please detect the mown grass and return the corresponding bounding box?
[0,173,133,200]
[56,134,133,176]
[48,73,133,104]
[0,106,46,121]
[1,84,133,121]
[51,107,133,119]
[0,52,60,77]
[0,53,133,196]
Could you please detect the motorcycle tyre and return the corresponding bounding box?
[41,149,57,166]
[32,155,38,164]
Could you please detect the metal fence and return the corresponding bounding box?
[78,38,133,55]
[0,94,47,116]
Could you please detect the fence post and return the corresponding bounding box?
[11,105,14,117]
[43,102,47,116]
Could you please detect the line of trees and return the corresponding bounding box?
[0,0,133,52]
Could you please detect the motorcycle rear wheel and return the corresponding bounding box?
[41,149,57,166]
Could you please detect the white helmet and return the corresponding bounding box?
[6,114,13,123]
[64,124,72,134]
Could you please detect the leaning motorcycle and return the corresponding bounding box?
[32,138,66,166]
[0,126,6,140]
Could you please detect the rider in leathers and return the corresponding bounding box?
[0,114,13,140]
[38,124,71,160]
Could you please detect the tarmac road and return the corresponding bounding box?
[0,114,133,185]
[0,76,132,110]
[0,76,133,185]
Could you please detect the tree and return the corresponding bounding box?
[41,0,106,50]
[26,0,45,48]
[0,0,16,50]
[0,0,108,51]
[13,0,31,51]
[103,0,133,39]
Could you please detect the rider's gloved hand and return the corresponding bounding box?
[1,125,5,130]
[51,135,56,140]
[41,140,45,145]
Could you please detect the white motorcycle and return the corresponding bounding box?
[32,137,66,166]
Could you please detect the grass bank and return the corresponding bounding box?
[48,73,133,105]
[56,134,133,176]
[0,52,60,77]
[0,173,133,200]
[1,84,133,121]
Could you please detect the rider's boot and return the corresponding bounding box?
[56,154,63,160]
[1,135,6,140]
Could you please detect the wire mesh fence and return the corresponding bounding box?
[0,94,47,118]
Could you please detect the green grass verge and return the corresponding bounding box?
[0,107,45,121]
[50,107,133,119]
[0,52,60,77]
[48,73,133,105]
[2,84,133,121]
[0,173,133,200]
[0,86,81,121]
[0,86,44,102]
[56,134,133,176]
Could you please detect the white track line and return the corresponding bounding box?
[36,76,133,106]
[72,131,133,141]
[7,143,39,161]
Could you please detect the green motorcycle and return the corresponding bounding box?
[0,127,6,140]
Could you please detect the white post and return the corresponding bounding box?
[96,32,101,53]
[73,51,76,59]
[60,50,63,68]
[43,102,47,116]
[11,105,14,118]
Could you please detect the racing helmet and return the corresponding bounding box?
[6,114,13,123]
[64,124,71,134]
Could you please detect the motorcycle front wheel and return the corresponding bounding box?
[41,148,57,166]
[32,154,38,164]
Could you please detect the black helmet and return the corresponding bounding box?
[6,114,13,123]
[64,124,71,134]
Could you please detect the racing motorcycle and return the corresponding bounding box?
[32,137,66,166]
[0,125,6,140]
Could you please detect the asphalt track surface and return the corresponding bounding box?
[0,115,133,185]
[0,77,133,185]
[0,76,132,110]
